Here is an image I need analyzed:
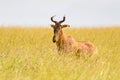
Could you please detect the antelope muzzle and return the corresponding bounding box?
[53,35,56,43]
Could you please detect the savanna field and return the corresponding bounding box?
[0,26,120,80]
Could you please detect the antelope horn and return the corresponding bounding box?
[59,16,65,23]
[51,16,57,23]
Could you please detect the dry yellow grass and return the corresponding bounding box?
[0,26,120,80]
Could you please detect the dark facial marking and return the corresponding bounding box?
[53,35,56,43]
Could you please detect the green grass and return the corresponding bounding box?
[0,27,120,80]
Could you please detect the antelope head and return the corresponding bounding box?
[51,16,70,43]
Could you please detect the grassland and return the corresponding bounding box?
[0,27,119,80]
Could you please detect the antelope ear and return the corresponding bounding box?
[61,24,70,28]
[51,24,55,28]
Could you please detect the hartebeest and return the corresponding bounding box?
[50,16,97,56]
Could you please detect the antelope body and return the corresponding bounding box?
[51,16,97,56]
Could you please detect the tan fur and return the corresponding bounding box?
[56,31,97,55]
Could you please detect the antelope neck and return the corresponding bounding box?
[57,30,67,43]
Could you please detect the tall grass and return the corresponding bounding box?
[0,27,119,80]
